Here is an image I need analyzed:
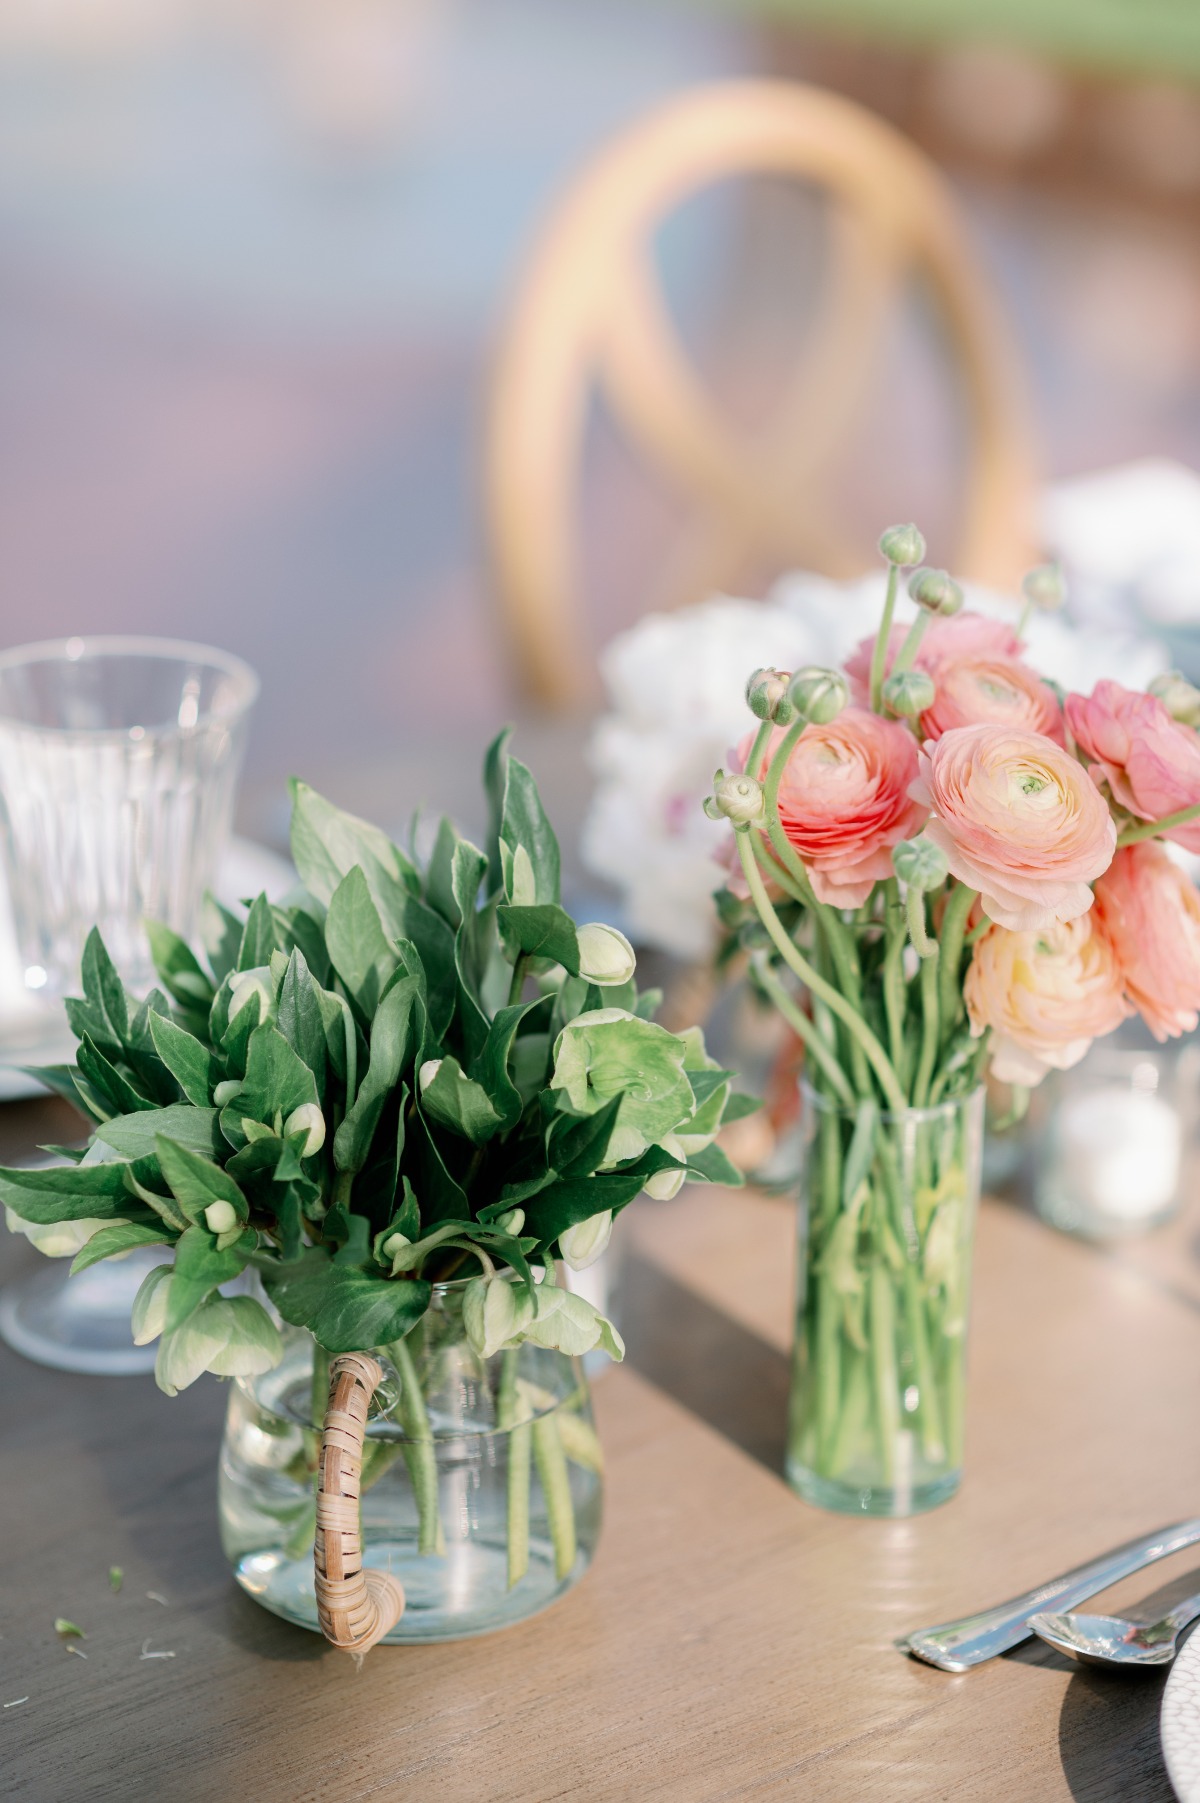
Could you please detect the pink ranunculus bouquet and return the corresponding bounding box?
[710,529,1200,1101]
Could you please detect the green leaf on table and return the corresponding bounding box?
[325,866,398,1018]
[497,903,579,972]
[420,1056,502,1147]
[155,1135,249,1225]
[144,920,216,1011]
[236,893,278,972]
[333,976,421,1175]
[75,1036,158,1116]
[275,948,328,1096]
[148,1012,214,1107]
[69,1220,175,1275]
[263,1252,431,1353]
[96,1105,224,1161]
[166,1223,255,1334]
[500,757,560,906]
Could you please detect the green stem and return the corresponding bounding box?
[1117,799,1200,846]
[937,882,977,1051]
[498,1347,530,1587]
[388,1334,444,1556]
[814,1272,842,1471]
[882,881,908,1094]
[507,954,529,1007]
[737,832,907,1114]
[829,1350,870,1478]
[751,954,855,1108]
[532,1415,576,1580]
[890,611,931,677]
[869,563,900,713]
[868,1266,900,1488]
[903,1267,945,1464]
[905,886,936,959]
[1016,598,1034,642]
[913,946,940,1109]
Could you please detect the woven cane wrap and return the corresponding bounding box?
[314,1352,406,1651]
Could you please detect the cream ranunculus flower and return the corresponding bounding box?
[964,914,1130,1085]
[913,723,1117,930]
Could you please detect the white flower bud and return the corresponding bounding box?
[892,834,949,892]
[704,770,764,827]
[787,666,849,725]
[1149,671,1200,727]
[882,668,935,720]
[463,1272,535,1360]
[418,1059,442,1093]
[879,523,926,567]
[203,1199,239,1235]
[131,1264,173,1345]
[4,1209,116,1259]
[382,1230,411,1271]
[282,1102,325,1157]
[495,1208,525,1237]
[576,922,636,988]
[1021,562,1066,613]
[745,667,797,725]
[908,568,964,617]
[643,1165,685,1201]
[213,1079,242,1108]
[559,1209,613,1271]
[228,966,275,1024]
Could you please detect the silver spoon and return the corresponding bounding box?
[1028,1594,1200,1669]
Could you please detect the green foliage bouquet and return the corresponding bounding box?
[1,734,747,1404]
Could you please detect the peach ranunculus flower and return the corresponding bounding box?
[845,611,1023,704]
[1064,679,1200,852]
[1091,842,1200,1039]
[919,654,1064,744]
[913,723,1117,931]
[964,915,1130,1086]
[742,709,926,908]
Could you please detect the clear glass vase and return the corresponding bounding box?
[786,1083,984,1518]
[219,1281,604,1643]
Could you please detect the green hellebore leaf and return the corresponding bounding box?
[262,1253,431,1354]
[227,1026,319,1146]
[144,920,215,1011]
[408,1110,469,1225]
[165,1223,255,1335]
[549,1009,695,1164]
[206,1295,283,1377]
[471,998,548,1134]
[499,757,560,907]
[288,779,419,913]
[419,1056,503,1147]
[482,726,513,893]
[333,975,421,1175]
[79,927,130,1052]
[154,1292,279,1396]
[325,866,398,1019]
[683,1142,744,1187]
[496,902,580,973]
[95,1105,224,1163]
[275,948,327,1097]
[202,894,244,986]
[154,1136,249,1226]
[520,1167,647,1247]
[148,1012,215,1107]
[69,1219,175,1275]
[236,894,278,973]
[74,1036,157,1116]
[546,1093,624,1178]
[720,1092,761,1124]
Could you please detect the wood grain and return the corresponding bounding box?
[2,1099,1198,1800]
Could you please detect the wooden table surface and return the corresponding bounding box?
[3,1095,1199,1802]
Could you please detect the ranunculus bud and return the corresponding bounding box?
[704,770,764,827]
[229,966,275,1024]
[558,1209,613,1271]
[418,1059,442,1092]
[788,666,849,725]
[745,667,797,725]
[213,1079,242,1108]
[1149,670,1200,727]
[1021,562,1066,613]
[892,834,949,892]
[878,523,926,568]
[882,668,935,719]
[576,922,636,987]
[908,568,964,617]
[204,1199,238,1235]
[283,1102,325,1157]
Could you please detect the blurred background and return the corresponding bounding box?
[5,0,1200,862]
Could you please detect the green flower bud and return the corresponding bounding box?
[1149,670,1200,727]
[704,770,764,827]
[462,1272,535,1361]
[643,1165,685,1201]
[576,921,636,987]
[908,568,964,617]
[382,1230,411,1272]
[878,523,926,568]
[228,966,275,1025]
[881,668,935,719]
[892,834,949,891]
[282,1102,325,1157]
[787,666,849,725]
[213,1079,242,1108]
[131,1264,173,1345]
[558,1209,613,1271]
[1021,562,1066,612]
[203,1199,238,1236]
[495,1208,525,1237]
[745,667,797,725]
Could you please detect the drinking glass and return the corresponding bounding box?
[0,636,258,1373]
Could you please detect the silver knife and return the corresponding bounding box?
[904,1518,1200,1670]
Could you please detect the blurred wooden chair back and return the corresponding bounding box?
[485,79,1038,707]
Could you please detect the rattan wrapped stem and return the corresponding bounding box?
[314,1352,406,1652]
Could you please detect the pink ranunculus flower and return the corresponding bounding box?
[913,723,1117,930]
[742,709,926,908]
[1064,679,1200,852]
[846,611,1023,704]
[920,654,1064,745]
[964,914,1131,1086]
[1091,841,1200,1039]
